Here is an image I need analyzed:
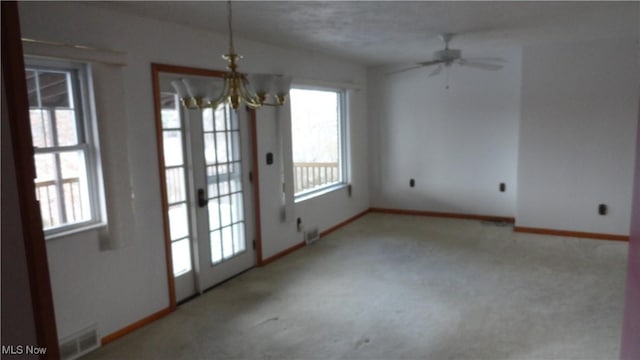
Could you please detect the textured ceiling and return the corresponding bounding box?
[100,1,639,66]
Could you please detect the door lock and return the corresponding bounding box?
[198,188,208,208]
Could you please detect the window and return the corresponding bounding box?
[290,87,347,198]
[25,59,103,235]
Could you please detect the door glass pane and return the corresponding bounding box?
[210,230,223,264]
[168,203,189,240]
[163,130,184,167]
[219,195,232,227]
[172,238,192,276]
[221,226,233,260]
[230,131,241,161]
[204,133,216,164]
[231,192,244,222]
[233,223,245,253]
[161,93,180,128]
[217,174,230,196]
[216,132,228,163]
[204,103,247,265]
[203,108,214,131]
[214,107,226,131]
[166,167,186,204]
[206,165,218,197]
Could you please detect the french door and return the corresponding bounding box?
[158,73,256,303]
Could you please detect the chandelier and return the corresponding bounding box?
[171,0,291,110]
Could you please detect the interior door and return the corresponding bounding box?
[157,72,256,303]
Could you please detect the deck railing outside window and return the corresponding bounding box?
[35,177,83,228]
[293,162,339,194]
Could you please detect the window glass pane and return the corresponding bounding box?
[26,70,38,107]
[166,167,186,204]
[34,153,60,228]
[168,203,189,240]
[163,130,184,166]
[227,105,238,130]
[38,71,71,108]
[55,109,79,146]
[34,153,56,183]
[210,230,223,264]
[171,238,192,276]
[27,60,102,234]
[59,151,91,223]
[29,109,53,148]
[290,88,343,195]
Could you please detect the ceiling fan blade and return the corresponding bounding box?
[458,60,503,71]
[386,59,444,75]
[428,64,443,77]
[463,57,508,63]
[385,65,426,75]
[417,60,443,67]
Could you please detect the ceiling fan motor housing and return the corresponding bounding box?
[435,48,461,62]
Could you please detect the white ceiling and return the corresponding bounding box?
[100,1,639,66]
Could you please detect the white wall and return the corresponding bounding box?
[18,1,368,341]
[517,37,639,235]
[368,47,522,217]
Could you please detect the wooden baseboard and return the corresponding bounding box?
[369,207,515,223]
[101,307,172,346]
[319,209,371,237]
[260,241,306,266]
[514,226,629,241]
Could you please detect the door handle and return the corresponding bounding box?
[198,188,208,208]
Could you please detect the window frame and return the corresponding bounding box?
[290,84,349,201]
[25,57,105,238]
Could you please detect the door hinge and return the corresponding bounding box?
[249,171,253,183]
[252,239,256,249]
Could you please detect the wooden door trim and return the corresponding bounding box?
[150,63,263,308]
[2,1,61,357]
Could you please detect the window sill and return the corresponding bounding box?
[294,183,348,203]
[45,221,107,241]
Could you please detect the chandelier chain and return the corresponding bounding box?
[227,0,235,54]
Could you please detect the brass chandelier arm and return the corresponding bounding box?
[173,0,291,111]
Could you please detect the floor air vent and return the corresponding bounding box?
[59,324,99,360]
[305,227,320,244]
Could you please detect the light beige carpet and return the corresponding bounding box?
[84,213,628,360]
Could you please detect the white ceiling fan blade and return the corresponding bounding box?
[417,60,443,67]
[458,60,503,71]
[428,64,443,77]
[463,57,508,63]
[385,65,426,75]
[386,59,443,76]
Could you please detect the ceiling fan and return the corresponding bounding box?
[389,33,506,77]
